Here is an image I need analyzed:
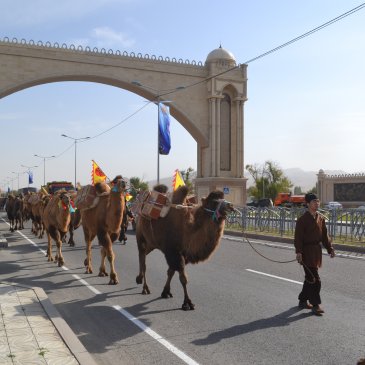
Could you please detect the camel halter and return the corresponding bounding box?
[204,199,231,222]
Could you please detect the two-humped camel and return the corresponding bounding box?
[43,190,72,267]
[136,185,234,310]
[80,175,126,285]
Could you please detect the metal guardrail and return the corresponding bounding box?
[226,207,365,245]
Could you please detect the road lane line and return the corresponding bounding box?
[5,222,200,365]
[246,269,302,285]
[72,274,101,295]
[113,304,200,365]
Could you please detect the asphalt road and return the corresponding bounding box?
[1,217,364,365]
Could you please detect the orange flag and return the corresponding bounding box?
[91,160,107,185]
[172,169,185,191]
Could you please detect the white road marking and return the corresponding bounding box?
[246,269,302,285]
[113,304,200,365]
[4,221,200,365]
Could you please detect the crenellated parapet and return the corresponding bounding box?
[317,169,365,206]
[0,37,205,67]
[0,40,248,206]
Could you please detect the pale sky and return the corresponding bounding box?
[1,0,365,191]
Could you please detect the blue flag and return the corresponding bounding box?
[28,171,33,184]
[158,103,171,155]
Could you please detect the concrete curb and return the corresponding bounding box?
[224,230,365,254]
[0,281,98,365]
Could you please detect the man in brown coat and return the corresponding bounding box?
[294,193,335,316]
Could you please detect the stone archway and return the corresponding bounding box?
[0,39,248,206]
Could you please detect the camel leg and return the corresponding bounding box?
[161,268,175,298]
[179,269,195,311]
[97,231,118,284]
[105,244,118,285]
[39,223,44,239]
[56,232,65,267]
[46,231,54,262]
[98,246,108,277]
[136,247,150,294]
[68,227,75,247]
[38,222,43,238]
[83,231,94,274]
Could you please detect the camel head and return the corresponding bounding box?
[110,175,127,193]
[58,191,72,211]
[202,190,234,222]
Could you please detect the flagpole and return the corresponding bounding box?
[157,98,160,185]
[131,80,182,186]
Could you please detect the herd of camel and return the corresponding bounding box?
[3,176,234,310]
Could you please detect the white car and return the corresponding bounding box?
[325,201,343,210]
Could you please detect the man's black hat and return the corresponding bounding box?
[305,193,318,203]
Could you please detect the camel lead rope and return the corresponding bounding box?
[241,230,316,283]
[241,230,297,264]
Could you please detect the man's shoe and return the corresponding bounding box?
[298,301,313,309]
[312,305,323,316]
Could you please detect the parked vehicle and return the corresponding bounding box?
[325,201,343,210]
[247,198,273,208]
[274,192,306,207]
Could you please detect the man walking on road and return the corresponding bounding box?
[294,193,335,316]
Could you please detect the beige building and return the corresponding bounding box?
[317,169,365,207]
[0,39,248,207]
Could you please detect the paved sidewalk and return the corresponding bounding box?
[0,281,97,365]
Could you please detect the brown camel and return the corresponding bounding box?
[28,192,44,237]
[80,175,126,285]
[5,194,16,232]
[42,191,72,267]
[136,185,234,310]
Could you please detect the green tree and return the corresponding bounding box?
[245,161,293,201]
[129,177,149,199]
[180,167,195,194]
[294,186,303,195]
[307,186,317,194]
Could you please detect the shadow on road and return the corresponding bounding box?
[192,306,312,345]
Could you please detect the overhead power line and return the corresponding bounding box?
[244,2,365,64]
[10,2,363,175]
[160,2,365,97]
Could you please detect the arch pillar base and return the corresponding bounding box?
[194,177,247,208]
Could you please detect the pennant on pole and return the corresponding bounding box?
[158,103,171,155]
[172,169,185,191]
[28,171,33,184]
[91,160,107,185]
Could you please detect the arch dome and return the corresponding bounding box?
[206,46,236,65]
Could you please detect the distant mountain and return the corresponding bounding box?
[246,168,347,192]
[150,168,348,193]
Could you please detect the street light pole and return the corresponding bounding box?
[34,155,55,186]
[11,171,21,191]
[61,134,90,188]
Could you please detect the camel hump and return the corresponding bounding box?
[206,190,224,201]
[171,185,189,204]
[153,184,168,194]
[95,182,109,195]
